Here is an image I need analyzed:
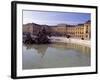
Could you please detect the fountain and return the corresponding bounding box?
[23,27,50,44]
[35,27,50,44]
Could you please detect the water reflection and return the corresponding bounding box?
[23,43,91,69]
[51,43,90,55]
[25,44,49,57]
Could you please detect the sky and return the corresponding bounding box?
[23,10,90,26]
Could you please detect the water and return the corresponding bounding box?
[22,42,91,70]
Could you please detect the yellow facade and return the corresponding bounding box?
[66,21,91,40]
[53,21,91,40]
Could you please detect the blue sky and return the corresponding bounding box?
[23,10,90,25]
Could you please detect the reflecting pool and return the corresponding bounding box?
[22,42,91,69]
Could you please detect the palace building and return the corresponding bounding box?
[52,20,91,40]
[23,20,91,40]
[65,20,91,40]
